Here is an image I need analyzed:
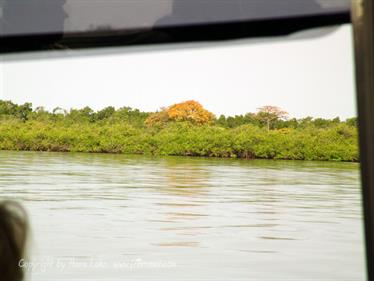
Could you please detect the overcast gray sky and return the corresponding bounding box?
[0,24,356,119]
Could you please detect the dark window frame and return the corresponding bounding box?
[352,0,374,279]
[0,11,349,54]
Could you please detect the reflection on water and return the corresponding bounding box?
[0,151,366,281]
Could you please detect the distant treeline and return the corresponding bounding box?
[0,100,358,161]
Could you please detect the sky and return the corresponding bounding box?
[0,24,356,119]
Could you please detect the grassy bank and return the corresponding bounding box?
[0,100,358,161]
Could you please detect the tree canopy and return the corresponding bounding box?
[256,105,289,131]
[145,100,215,127]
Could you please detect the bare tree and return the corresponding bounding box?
[256,105,288,131]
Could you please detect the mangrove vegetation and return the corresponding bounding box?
[0,100,358,161]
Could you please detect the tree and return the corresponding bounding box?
[96,106,115,121]
[145,100,215,127]
[216,115,227,127]
[313,118,330,128]
[167,100,215,124]
[0,100,18,116]
[346,117,358,127]
[32,106,51,121]
[17,102,33,122]
[0,100,32,121]
[68,106,94,122]
[53,107,67,115]
[299,116,313,128]
[144,108,169,127]
[114,107,149,127]
[256,105,288,131]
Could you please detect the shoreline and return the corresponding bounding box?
[0,148,359,163]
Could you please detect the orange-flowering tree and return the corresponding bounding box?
[256,105,288,131]
[145,100,215,127]
[144,107,169,127]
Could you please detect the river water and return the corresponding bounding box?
[0,151,366,281]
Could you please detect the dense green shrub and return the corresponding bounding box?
[0,101,359,162]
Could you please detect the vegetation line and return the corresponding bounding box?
[0,100,358,162]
